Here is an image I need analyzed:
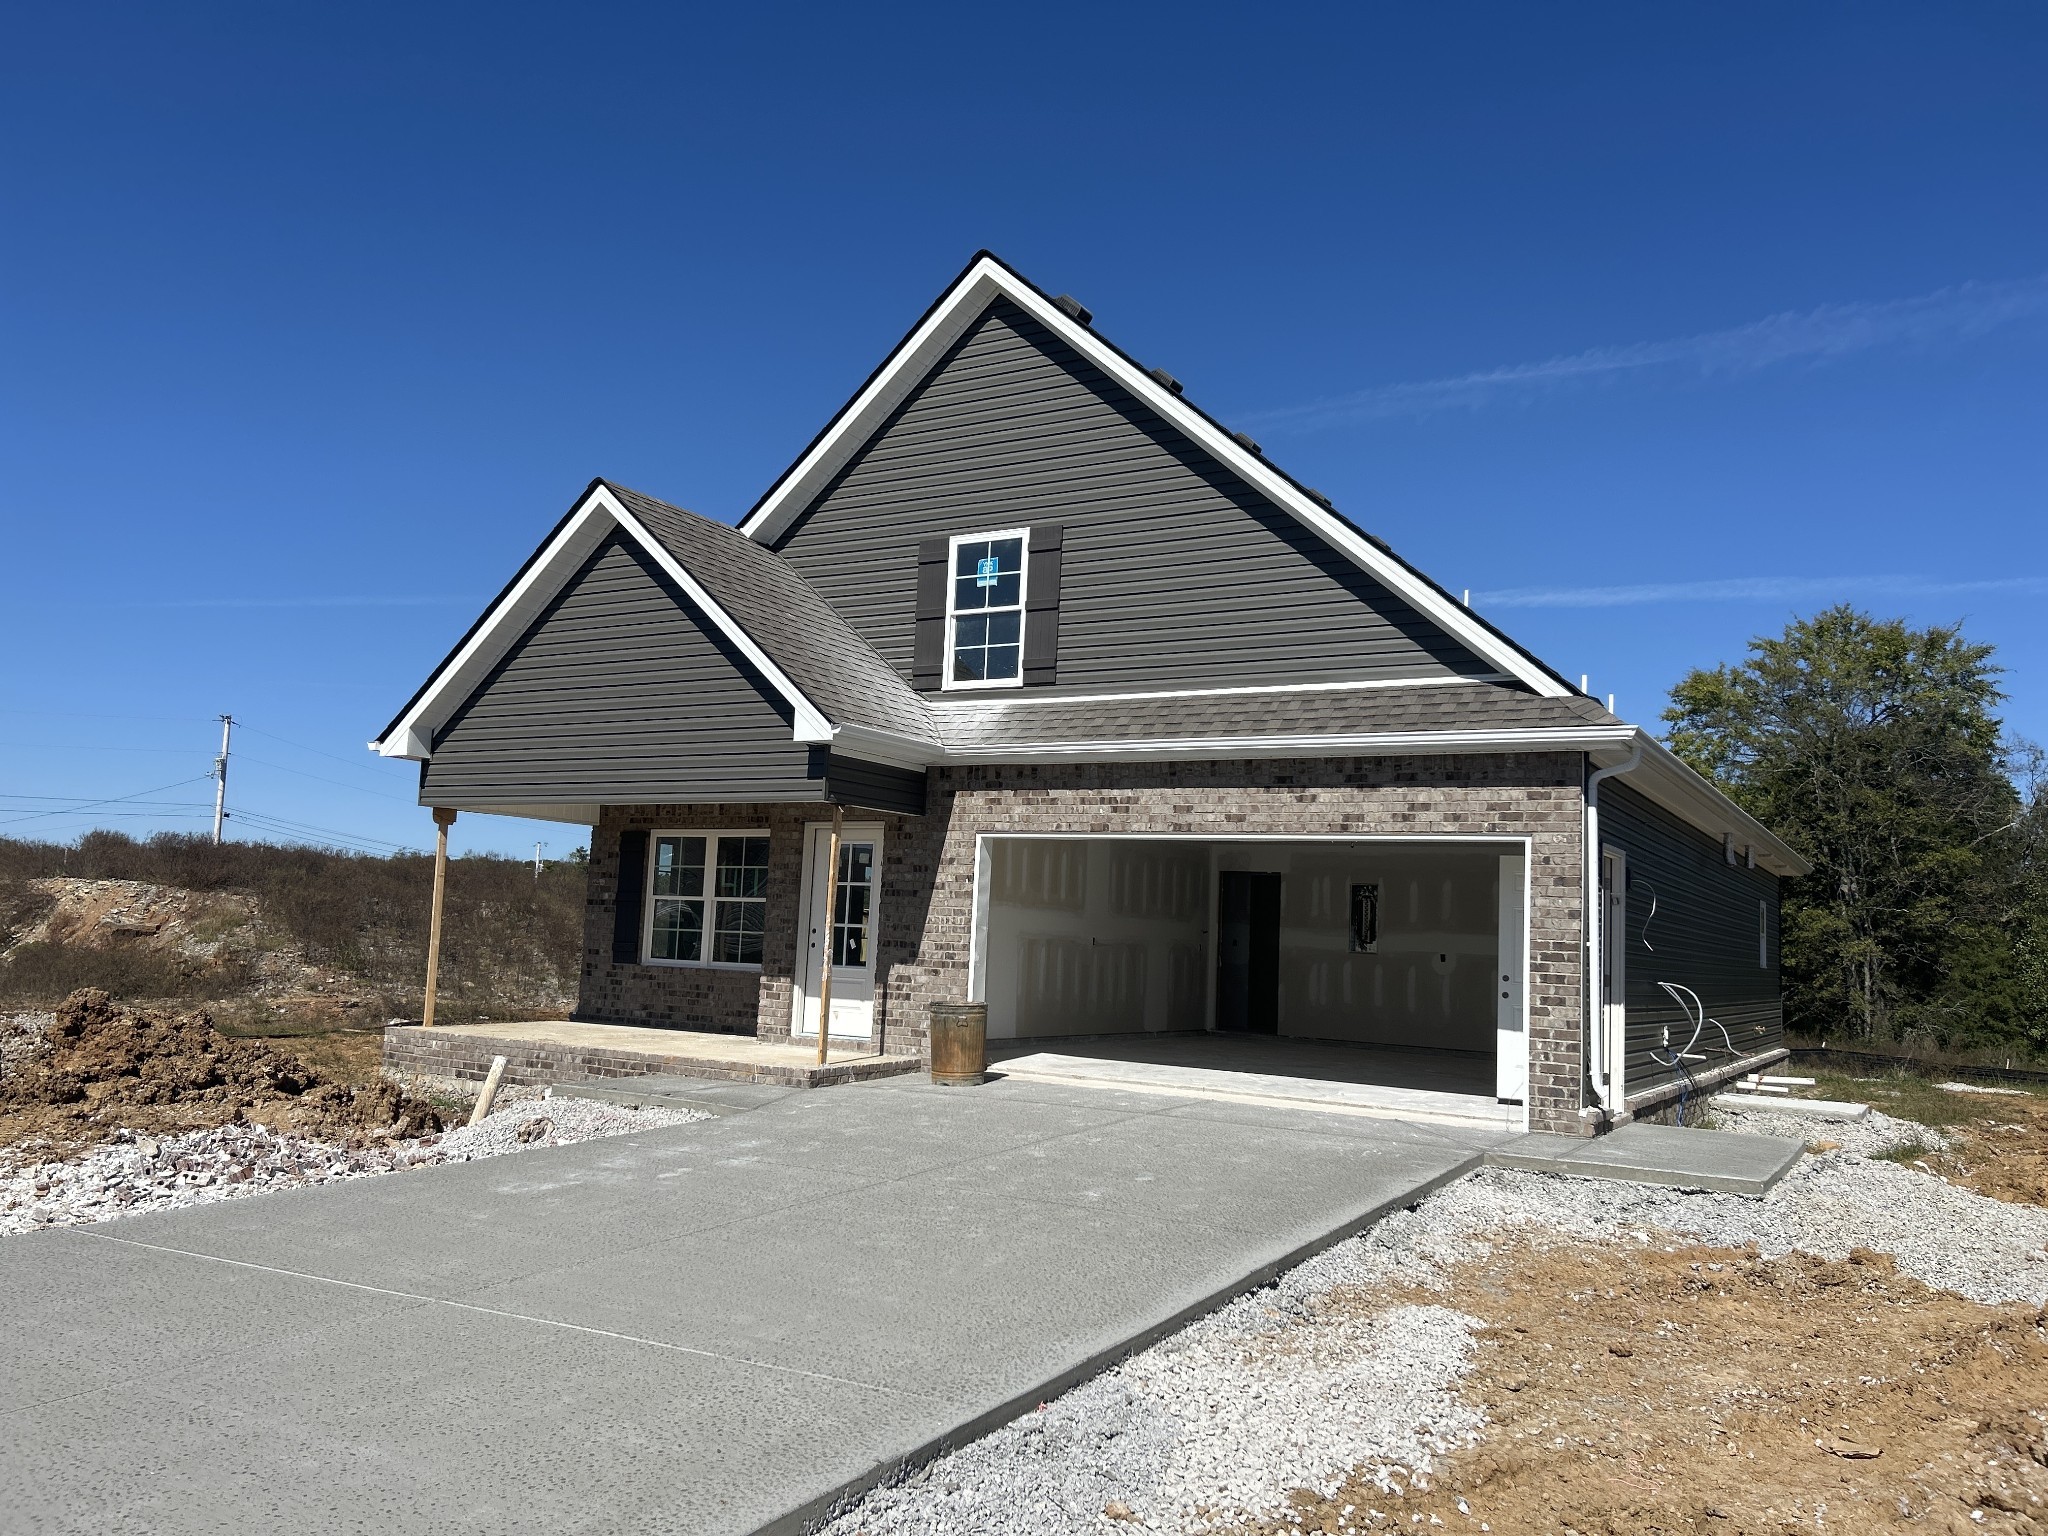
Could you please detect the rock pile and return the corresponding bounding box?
[0,988,444,1150]
[1,1094,706,1235]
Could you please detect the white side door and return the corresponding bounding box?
[1495,852,1528,1102]
[798,822,882,1042]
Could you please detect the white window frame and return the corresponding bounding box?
[641,828,772,970]
[942,527,1029,692]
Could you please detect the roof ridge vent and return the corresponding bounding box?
[1147,367,1183,395]
[1231,431,1262,455]
[1052,294,1092,324]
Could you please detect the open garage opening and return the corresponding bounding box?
[970,835,1531,1130]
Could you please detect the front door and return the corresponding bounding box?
[799,822,882,1042]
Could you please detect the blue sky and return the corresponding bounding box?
[3,3,2044,857]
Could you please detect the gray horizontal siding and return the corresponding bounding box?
[423,534,822,805]
[771,298,1492,690]
[808,751,929,817]
[1601,779,1783,1098]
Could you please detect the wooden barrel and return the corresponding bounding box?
[927,1002,988,1086]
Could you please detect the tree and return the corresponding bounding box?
[1663,606,2024,1049]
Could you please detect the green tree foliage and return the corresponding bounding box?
[1664,606,2041,1052]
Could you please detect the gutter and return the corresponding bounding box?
[1584,738,1643,1120]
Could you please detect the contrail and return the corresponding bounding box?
[1248,274,2048,430]
[1474,574,2048,610]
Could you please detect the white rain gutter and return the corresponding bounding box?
[1584,737,1643,1120]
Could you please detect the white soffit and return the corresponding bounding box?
[371,485,830,761]
[738,254,1570,699]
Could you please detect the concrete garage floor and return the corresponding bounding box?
[990,1033,1514,1131]
[0,1074,1505,1536]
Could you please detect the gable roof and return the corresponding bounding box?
[371,480,936,762]
[738,250,1575,700]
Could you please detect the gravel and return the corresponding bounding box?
[0,1092,707,1236]
[819,1139,2048,1536]
[1706,1100,1950,1157]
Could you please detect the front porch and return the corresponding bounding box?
[381,1019,923,1095]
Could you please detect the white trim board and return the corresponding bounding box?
[369,483,831,762]
[737,252,1571,700]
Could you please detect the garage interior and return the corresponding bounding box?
[975,836,1530,1129]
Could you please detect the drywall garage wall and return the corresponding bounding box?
[983,837,1519,1049]
[1213,841,1507,1050]
[983,839,1211,1038]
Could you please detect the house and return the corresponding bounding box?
[372,252,1807,1135]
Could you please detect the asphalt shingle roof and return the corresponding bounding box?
[603,482,939,745]
[928,685,1620,753]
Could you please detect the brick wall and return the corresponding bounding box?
[576,753,1591,1132]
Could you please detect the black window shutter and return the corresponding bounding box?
[612,829,649,964]
[912,537,949,690]
[1022,525,1063,686]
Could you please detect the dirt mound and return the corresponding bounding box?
[1249,1237,2048,1536]
[0,989,443,1153]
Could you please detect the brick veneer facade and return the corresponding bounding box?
[578,752,1592,1132]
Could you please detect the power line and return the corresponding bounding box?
[228,807,418,855]
[233,753,414,802]
[234,722,397,777]
[0,774,218,827]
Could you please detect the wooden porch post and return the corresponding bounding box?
[422,807,458,1028]
[815,802,843,1066]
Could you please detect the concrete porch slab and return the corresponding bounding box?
[382,1019,922,1095]
[1485,1120,1806,1196]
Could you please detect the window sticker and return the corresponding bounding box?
[976,555,999,587]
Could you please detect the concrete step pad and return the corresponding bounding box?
[1486,1120,1805,1196]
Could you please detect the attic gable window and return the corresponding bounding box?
[945,530,1026,688]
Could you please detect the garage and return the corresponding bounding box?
[970,835,1531,1129]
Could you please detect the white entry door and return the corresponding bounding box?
[1495,852,1528,1102]
[799,822,882,1042]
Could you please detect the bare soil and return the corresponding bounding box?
[1243,1238,2048,1536]
[0,988,444,1156]
[1809,1072,2048,1207]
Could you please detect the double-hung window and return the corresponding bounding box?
[646,831,770,966]
[946,530,1026,687]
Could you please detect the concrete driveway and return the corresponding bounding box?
[1,1073,1505,1535]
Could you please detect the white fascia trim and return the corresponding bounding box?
[934,673,1512,710]
[738,256,1570,699]
[828,724,938,772]
[941,725,1636,764]
[1623,735,1812,878]
[372,485,831,761]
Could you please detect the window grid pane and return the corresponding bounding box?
[647,832,768,967]
[830,842,876,967]
[650,897,704,961]
[949,534,1026,684]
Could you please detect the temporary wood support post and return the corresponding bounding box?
[422,807,458,1029]
[815,802,843,1066]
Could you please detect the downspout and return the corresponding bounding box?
[1584,737,1643,1123]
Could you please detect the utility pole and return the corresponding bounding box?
[533,841,545,880]
[211,715,235,845]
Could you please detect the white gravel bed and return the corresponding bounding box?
[1706,1099,1950,1157]
[0,1010,55,1075]
[0,1093,706,1236]
[820,1147,2048,1536]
